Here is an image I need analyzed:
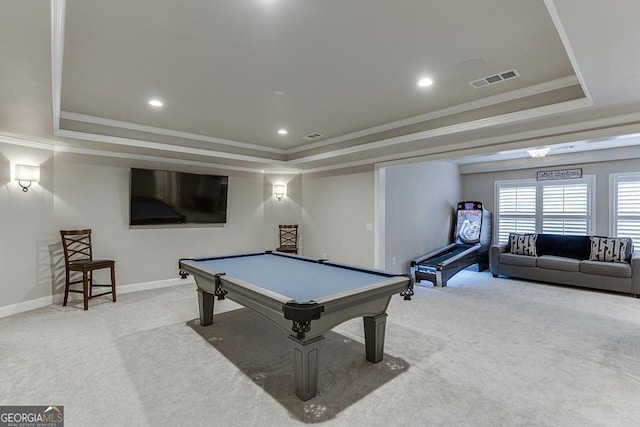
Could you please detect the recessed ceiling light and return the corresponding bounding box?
[417,77,434,87]
[527,148,550,158]
[148,99,163,107]
[278,129,288,135]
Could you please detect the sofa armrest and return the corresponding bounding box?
[490,244,509,276]
[631,253,640,297]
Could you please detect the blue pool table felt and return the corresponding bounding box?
[193,253,391,302]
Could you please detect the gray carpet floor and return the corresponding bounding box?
[1,271,640,426]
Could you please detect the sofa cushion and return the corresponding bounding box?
[500,253,537,267]
[509,233,537,256]
[536,234,591,260]
[536,255,580,272]
[580,260,632,278]
[589,237,633,263]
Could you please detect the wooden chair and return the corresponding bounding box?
[60,229,116,310]
[277,224,299,254]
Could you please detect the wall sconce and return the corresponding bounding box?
[15,164,40,192]
[527,148,550,158]
[273,184,286,201]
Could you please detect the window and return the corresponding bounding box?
[495,177,594,244]
[541,183,590,235]
[611,174,640,247]
[496,184,536,244]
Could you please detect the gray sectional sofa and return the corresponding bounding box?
[490,234,640,297]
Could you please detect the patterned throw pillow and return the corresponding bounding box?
[589,237,629,262]
[509,233,537,256]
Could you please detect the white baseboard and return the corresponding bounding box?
[0,295,55,319]
[0,277,196,319]
[117,277,195,295]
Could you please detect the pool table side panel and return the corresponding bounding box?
[306,296,394,341]
[192,274,294,336]
[303,277,408,340]
[219,279,294,335]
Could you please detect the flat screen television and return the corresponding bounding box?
[129,168,228,226]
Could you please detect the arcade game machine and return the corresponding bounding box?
[410,201,492,287]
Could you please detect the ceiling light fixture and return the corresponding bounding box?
[527,148,550,158]
[148,99,164,107]
[417,77,434,87]
[278,129,288,135]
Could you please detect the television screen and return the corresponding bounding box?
[129,168,228,226]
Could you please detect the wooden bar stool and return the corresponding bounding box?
[60,229,116,310]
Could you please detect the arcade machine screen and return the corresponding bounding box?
[455,201,484,245]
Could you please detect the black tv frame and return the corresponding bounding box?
[129,168,228,226]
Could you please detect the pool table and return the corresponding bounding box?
[178,251,413,400]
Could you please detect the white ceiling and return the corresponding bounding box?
[3,0,640,172]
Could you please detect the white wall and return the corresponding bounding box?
[380,161,461,274]
[0,145,277,313]
[0,142,463,314]
[302,166,376,267]
[0,143,55,307]
[262,173,303,252]
[461,157,640,238]
[52,154,266,286]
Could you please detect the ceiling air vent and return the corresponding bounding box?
[301,132,324,141]
[469,68,520,89]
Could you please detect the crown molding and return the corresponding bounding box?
[53,144,264,173]
[544,0,592,103]
[50,0,66,132]
[47,0,640,176]
[0,134,55,150]
[288,97,592,165]
[50,1,586,165]
[60,111,285,155]
[286,75,580,154]
[54,128,286,166]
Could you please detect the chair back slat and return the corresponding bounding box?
[279,224,298,248]
[60,229,93,264]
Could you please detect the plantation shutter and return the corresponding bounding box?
[541,183,589,235]
[497,185,536,243]
[615,178,640,247]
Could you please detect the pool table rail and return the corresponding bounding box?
[179,255,411,341]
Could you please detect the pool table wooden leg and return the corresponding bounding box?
[197,289,214,326]
[363,313,388,363]
[289,335,324,401]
